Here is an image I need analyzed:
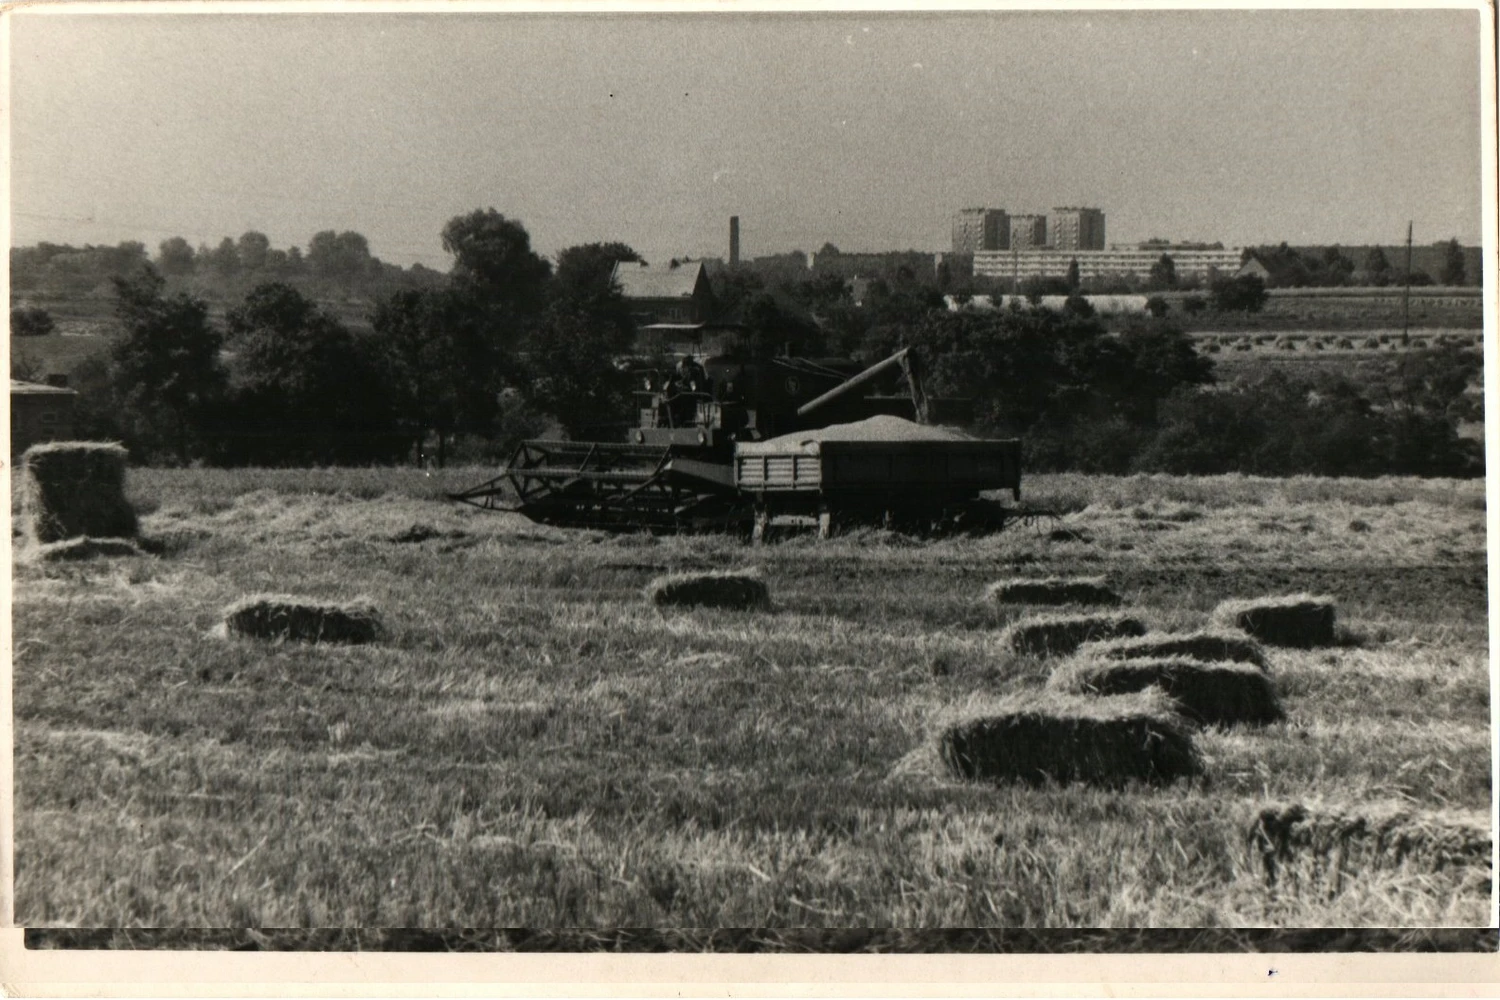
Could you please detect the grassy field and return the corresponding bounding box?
[11,467,1493,928]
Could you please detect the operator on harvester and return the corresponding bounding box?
[663,355,710,426]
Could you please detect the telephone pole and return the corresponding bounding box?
[1401,221,1413,346]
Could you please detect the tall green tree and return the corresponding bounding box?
[553,242,642,300]
[441,209,552,312]
[110,266,226,463]
[522,301,636,439]
[1066,258,1082,291]
[156,237,196,276]
[225,283,401,465]
[237,231,271,272]
[1148,254,1177,290]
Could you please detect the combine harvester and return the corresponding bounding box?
[450,348,1021,538]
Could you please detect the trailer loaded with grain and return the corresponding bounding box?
[450,348,1021,537]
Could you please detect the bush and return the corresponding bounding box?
[1182,295,1206,314]
[1210,275,1268,313]
[10,305,54,337]
[1144,295,1170,318]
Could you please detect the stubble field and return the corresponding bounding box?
[11,467,1493,928]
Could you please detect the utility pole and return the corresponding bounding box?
[1401,221,1413,346]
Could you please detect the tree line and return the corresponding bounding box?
[31,208,1484,479]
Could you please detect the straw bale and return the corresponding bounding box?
[984,576,1120,607]
[35,536,142,562]
[1247,801,1492,887]
[1079,629,1268,671]
[645,569,770,610]
[1213,594,1336,648]
[1000,612,1147,658]
[938,689,1202,787]
[1048,656,1284,727]
[223,594,384,644]
[22,441,138,544]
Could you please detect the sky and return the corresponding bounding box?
[8,7,1487,270]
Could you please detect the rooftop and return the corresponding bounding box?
[612,261,706,301]
[10,379,76,396]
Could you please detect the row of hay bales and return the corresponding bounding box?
[937,580,1343,788]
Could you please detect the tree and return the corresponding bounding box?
[10,305,54,337]
[109,266,225,463]
[237,231,271,272]
[157,237,196,276]
[1321,246,1355,286]
[1144,295,1170,319]
[1149,254,1177,290]
[1210,274,1268,313]
[522,301,635,439]
[1441,238,1467,286]
[307,230,374,281]
[225,283,401,465]
[208,237,240,278]
[1065,258,1081,291]
[440,209,552,312]
[371,288,460,464]
[553,242,642,300]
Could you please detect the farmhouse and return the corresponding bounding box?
[611,260,716,326]
[10,377,77,458]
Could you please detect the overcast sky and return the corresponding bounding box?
[9,8,1486,269]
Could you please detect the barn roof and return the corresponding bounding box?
[611,261,706,300]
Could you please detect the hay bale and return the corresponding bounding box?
[34,536,142,562]
[22,442,138,545]
[1048,656,1284,727]
[1248,801,1491,887]
[1000,612,1146,658]
[223,594,384,644]
[1213,594,1336,648]
[984,576,1120,607]
[938,689,1203,787]
[645,569,769,610]
[1079,629,1269,671]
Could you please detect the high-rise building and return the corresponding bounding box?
[1009,214,1048,250]
[1049,207,1106,251]
[951,208,1009,254]
[729,216,741,266]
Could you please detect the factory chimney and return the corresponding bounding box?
[729,216,740,266]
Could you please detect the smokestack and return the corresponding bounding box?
[729,216,740,266]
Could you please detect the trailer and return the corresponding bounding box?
[734,417,1022,540]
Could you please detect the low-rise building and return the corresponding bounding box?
[11,377,77,458]
[973,246,1245,282]
[611,261,717,326]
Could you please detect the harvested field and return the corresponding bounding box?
[222,594,384,645]
[645,568,770,610]
[1000,611,1147,657]
[11,469,1491,930]
[938,689,1203,787]
[22,441,138,545]
[1214,594,1337,648]
[984,576,1119,607]
[1079,629,1268,671]
[1247,801,1492,888]
[1047,656,1284,727]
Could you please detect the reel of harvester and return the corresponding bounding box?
[448,439,750,533]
